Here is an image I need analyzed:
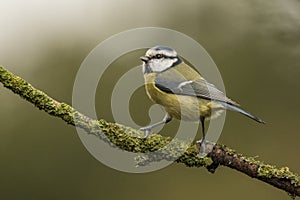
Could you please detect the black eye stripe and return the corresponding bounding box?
[166,56,177,59]
[152,55,178,59]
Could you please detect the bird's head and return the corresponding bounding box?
[141,46,182,74]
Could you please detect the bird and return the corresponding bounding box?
[140,46,265,154]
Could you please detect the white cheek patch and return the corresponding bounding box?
[150,58,178,72]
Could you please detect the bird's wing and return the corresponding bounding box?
[155,70,239,106]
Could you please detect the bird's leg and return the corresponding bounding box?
[140,114,172,138]
[198,116,206,154]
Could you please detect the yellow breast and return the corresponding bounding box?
[144,73,224,121]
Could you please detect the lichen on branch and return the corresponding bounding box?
[0,66,299,198]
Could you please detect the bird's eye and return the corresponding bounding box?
[156,54,163,59]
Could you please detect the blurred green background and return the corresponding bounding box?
[1,0,299,199]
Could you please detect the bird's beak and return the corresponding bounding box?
[140,56,149,63]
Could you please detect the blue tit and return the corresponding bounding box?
[140,46,265,153]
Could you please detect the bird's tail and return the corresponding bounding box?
[219,102,265,124]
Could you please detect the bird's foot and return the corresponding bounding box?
[139,126,152,138]
[196,139,207,157]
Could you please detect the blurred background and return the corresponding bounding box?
[1,0,300,199]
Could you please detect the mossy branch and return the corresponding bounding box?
[0,66,299,198]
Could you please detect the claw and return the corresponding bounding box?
[139,127,152,138]
[139,114,172,138]
[196,139,207,157]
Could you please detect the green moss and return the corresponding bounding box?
[1,66,299,195]
[258,165,300,187]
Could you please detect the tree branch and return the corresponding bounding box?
[0,66,299,198]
